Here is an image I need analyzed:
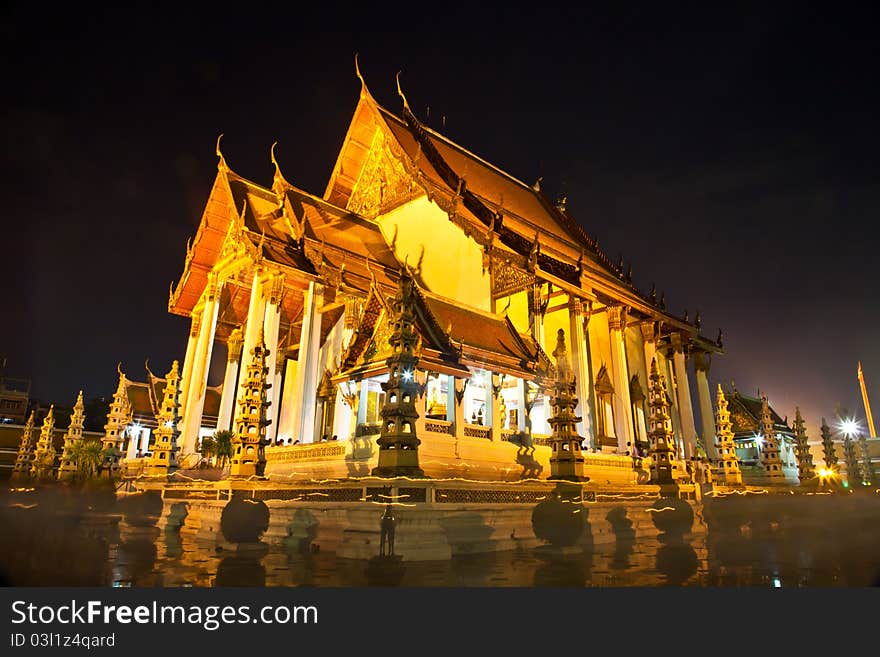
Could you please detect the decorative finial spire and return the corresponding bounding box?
[395,70,409,110]
[354,52,365,92]
[694,310,701,330]
[556,195,567,211]
[659,291,666,309]
[650,283,657,303]
[215,133,227,172]
[716,328,723,348]
[683,309,689,323]
[532,176,543,192]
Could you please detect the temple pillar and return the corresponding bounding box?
[608,306,635,454]
[270,361,283,439]
[181,273,221,460]
[453,378,466,440]
[568,298,593,442]
[516,378,527,432]
[139,430,150,457]
[490,373,502,441]
[693,350,717,459]
[216,327,243,432]
[291,281,323,443]
[125,428,139,460]
[178,311,201,422]
[529,284,545,348]
[262,273,284,443]
[276,359,298,441]
[671,332,698,458]
[357,379,370,426]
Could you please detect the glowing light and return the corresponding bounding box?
[838,417,861,438]
[753,433,764,447]
[401,369,413,382]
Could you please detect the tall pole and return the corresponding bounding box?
[858,362,876,438]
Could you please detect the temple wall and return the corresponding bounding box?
[377,196,491,311]
[496,290,529,334]
[542,295,571,353]
[625,326,648,395]
[587,312,612,382]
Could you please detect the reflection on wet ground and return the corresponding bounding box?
[2,487,880,587]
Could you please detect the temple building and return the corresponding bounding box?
[147,70,724,483]
[721,385,799,484]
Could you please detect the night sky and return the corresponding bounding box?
[2,4,878,439]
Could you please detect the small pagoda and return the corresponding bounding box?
[30,405,57,481]
[646,358,677,484]
[146,360,181,476]
[102,367,132,477]
[820,418,839,476]
[713,385,742,484]
[759,396,785,481]
[11,411,37,481]
[230,332,271,478]
[858,434,875,486]
[57,390,85,481]
[547,329,587,482]
[843,435,861,488]
[792,407,815,484]
[372,267,425,478]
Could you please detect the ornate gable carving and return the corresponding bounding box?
[493,258,536,297]
[347,130,422,218]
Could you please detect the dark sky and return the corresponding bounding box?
[2,4,878,439]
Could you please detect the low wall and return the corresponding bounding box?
[264,433,652,485]
[147,478,704,562]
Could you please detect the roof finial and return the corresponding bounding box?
[532,176,543,192]
[395,70,409,110]
[355,52,365,89]
[716,328,723,348]
[694,310,701,330]
[117,361,124,378]
[215,133,227,172]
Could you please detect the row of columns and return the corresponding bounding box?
[551,292,717,460]
[176,267,326,457]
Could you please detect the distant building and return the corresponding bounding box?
[0,376,30,424]
[724,386,799,484]
[120,363,221,460]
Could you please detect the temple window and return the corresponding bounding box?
[465,368,490,425]
[425,372,449,420]
[594,364,616,445]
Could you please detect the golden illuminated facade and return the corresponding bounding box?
[57,390,85,480]
[150,69,724,483]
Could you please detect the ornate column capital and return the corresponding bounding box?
[608,305,628,332]
[189,312,202,338]
[568,297,584,316]
[669,332,686,354]
[226,326,244,363]
[693,349,711,373]
[205,272,222,302]
[640,320,659,343]
[263,271,285,305]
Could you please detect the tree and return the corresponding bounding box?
[200,435,217,466]
[213,430,233,469]
[71,440,104,480]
